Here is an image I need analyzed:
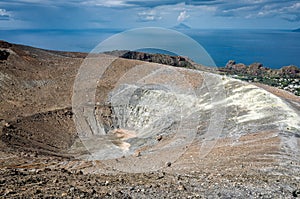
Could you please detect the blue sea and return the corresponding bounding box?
[1,28,300,69]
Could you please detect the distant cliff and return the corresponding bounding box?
[112,51,195,69]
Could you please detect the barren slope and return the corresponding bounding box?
[0,41,299,198]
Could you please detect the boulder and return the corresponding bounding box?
[249,62,263,71]
[225,60,236,69]
[0,50,10,61]
[280,65,300,77]
[233,63,247,71]
[248,62,265,75]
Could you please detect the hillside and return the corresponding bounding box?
[172,23,192,30]
[0,41,300,198]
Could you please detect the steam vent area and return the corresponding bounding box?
[0,41,300,197]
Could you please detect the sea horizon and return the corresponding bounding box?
[1,28,300,69]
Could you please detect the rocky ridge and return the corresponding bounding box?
[112,51,300,95]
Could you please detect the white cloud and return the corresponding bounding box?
[177,10,189,22]
[0,8,11,20]
[250,1,300,21]
[290,2,300,9]
[0,8,11,16]
[81,0,133,7]
[138,10,162,21]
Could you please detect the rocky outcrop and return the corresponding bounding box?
[120,51,195,69]
[225,60,235,68]
[248,62,263,71]
[0,40,12,48]
[225,60,268,75]
[225,60,247,71]
[223,60,299,78]
[280,65,300,77]
[0,50,10,61]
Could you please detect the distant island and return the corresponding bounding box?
[172,23,191,30]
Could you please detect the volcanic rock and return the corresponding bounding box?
[0,50,10,61]
[0,41,299,198]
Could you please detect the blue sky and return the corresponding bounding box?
[1,0,300,30]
